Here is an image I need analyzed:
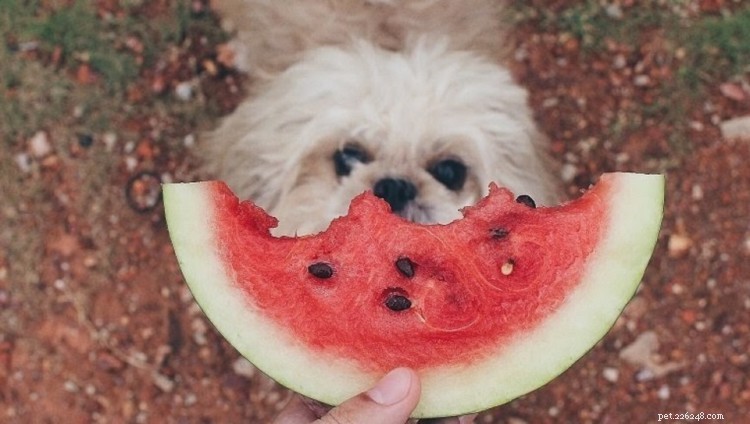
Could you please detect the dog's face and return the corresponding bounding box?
[271,130,486,236]
[204,40,558,236]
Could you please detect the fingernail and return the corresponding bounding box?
[367,368,413,406]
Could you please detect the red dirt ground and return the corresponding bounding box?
[1,2,749,423]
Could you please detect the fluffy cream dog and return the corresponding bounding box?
[201,0,559,236]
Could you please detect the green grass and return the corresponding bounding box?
[0,0,228,148]
[680,7,750,87]
[514,2,750,157]
[513,0,683,51]
[515,2,750,88]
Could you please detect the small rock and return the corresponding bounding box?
[560,163,577,183]
[656,385,671,400]
[620,331,685,378]
[719,82,747,102]
[124,156,138,171]
[175,81,193,101]
[668,233,692,258]
[190,317,208,345]
[602,367,620,383]
[28,131,51,158]
[691,184,704,200]
[634,75,651,87]
[84,384,96,396]
[103,132,118,151]
[232,357,257,379]
[605,4,624,19]
[613,54,627,69]
[542,97,559,108]
[620,331,659,367]
[63,380,79,393]
[15,153,32,173]
[720,115,750,140]
[635,367,656,382]
[689,120,705,132]
[184,393,197,406]
[183,133,196,148]
[152,372,175,392]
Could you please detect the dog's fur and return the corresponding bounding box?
[201,0,560,236]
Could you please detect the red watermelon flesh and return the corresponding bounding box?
[211,181,603,373]
[163,172,664,417]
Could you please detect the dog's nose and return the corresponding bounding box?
[373,177,417,212]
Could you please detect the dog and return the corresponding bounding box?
[201,0,560,236]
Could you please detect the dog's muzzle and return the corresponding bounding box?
[373,177,417,213]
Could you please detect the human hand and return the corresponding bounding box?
[273,367,476,424]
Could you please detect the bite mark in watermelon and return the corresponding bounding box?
[163,172,664,418]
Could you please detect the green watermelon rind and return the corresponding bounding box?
[163,172,664,418]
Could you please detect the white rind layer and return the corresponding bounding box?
[163,172,664,418]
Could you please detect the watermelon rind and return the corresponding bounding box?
[163,172,664,418]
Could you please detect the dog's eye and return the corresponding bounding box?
[333,144,371,176]
[428,159,467,191]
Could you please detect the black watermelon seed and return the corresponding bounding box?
[395,257,415,278]
[515,194,536,208]
[308,262,334,279]
[385,294,412,311]
[490,227,509,239]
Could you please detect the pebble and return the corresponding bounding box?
[175,81,193,101]
[191,318,208,345]
[125,156,138,172]
[668,233,692,258]
[184,393,198,406]
[85,384,97,396]
[542,97,559,108]
[719,82,747,102]
[620,331,659,367]
[183,133,196,148]
[548,406,560,417]
[103,132,118,151]
[560,163,577,183]
[613,54,627,69]
[633,75,652,87]
[657,385,671,400]
[720,115,750,140]
[28,131,51,158]
[232,357,257,379]
[63,380,79,392]
[14,153,32,173]
[152,372,175,392]
[602,367,620,383]
[605,4,624,19]
[635,367,656,382]
[691,184,704,200]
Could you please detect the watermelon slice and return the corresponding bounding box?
[163,172,663,418]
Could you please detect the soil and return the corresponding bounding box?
[2,2,749,423]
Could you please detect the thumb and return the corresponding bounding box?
[317,368,421,424]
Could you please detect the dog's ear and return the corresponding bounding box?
[197,99,302,208]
